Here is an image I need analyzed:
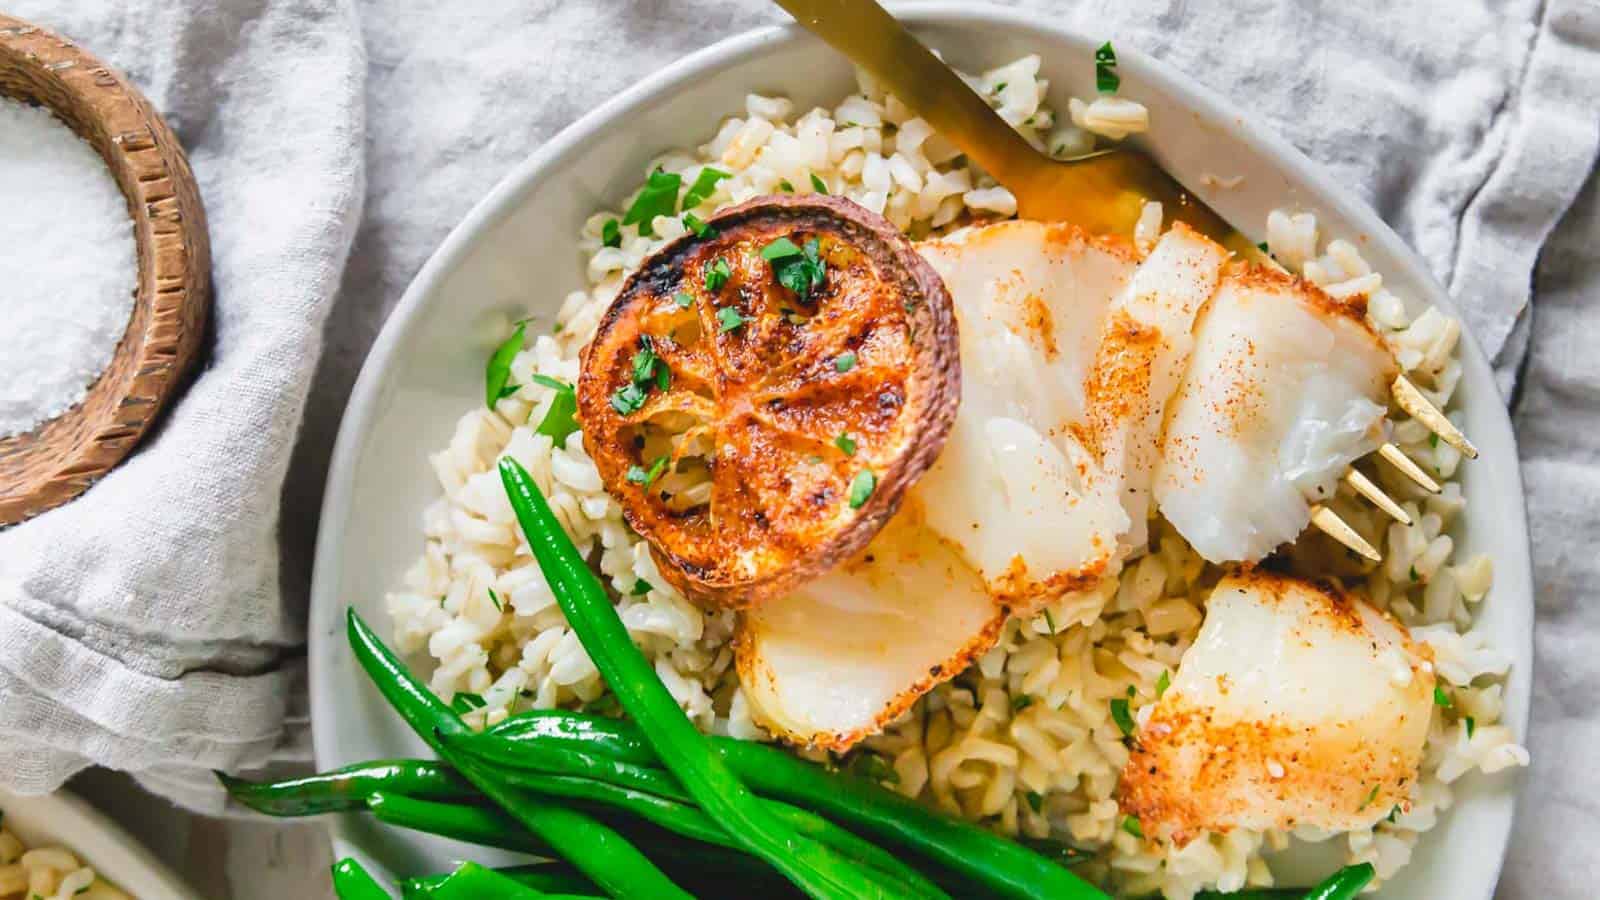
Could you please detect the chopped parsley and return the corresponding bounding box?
[834,432,857,456]
[484,320,528,408]
[834,351,857,372]
[1012,694,1035,712]
[682,211,716,238]
[630,578,653,596]
[1042,608,1058,633]
[992,81,1008,94]
[487,587,503,612]
[761,235,827,301]
[1357,783,1381,811]
[1095,41,1120,94]
[716,306,746,333]
[778,178,796,193]
[1156,670,1171,698]
[632,336,669,390]
[674,290,695,309]
[1256,241,1270,254]
[622,168,682,236]
[848,469,876,508]
[846,752,900,784]
[1121,815,1143,838]
[1025,791,1044,814]
[1109,697,1136,737]
[1386,805,1401,824]
[627,455,670,486]
[761,237,803,260]
[601,218,622,247]
[528,371,579,445]
[1430,433,1440,448]
[612,336,669,415]
[682,166,731,209]
[1433,685,1452,707]
[705,257,733,292]
[1465,716,1476,738]
[450,692,487,714]
[610,382,648,415]
[1410,565,1420,582]
[809,172,829,194]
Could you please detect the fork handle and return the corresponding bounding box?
[772,0,1041,185]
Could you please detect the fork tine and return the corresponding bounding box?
[1391,375,1478,459]
[1345,469,1412,525]
[1309,504,1382,562]
[1378,443,1442,494]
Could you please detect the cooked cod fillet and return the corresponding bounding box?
[915,221,1227,614]
[736,503,1003,750]
[1118,571,1435,844]
[735,221,1231,750]
[1154,267,1397,564]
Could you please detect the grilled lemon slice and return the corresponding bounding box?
[579,195,959,608]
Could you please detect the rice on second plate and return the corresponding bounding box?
[387,55,1527,898]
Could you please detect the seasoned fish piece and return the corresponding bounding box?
[914,221,1227,614]
[736,503,1004,750]
[1084,223,1231,556]
[734,223,1230,750]
[911,221,1129,613]
[1154,267,1397,564]
[1118,571,1435,844]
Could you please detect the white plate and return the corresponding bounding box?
[309,4,1533,895]
[0,789,198,900]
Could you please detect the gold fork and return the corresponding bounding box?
[771,0,1245,248]
[774,0,1469,563]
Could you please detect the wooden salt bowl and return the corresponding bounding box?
[0,14,210,526]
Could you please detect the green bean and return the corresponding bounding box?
[367,792,552,855]
[488,712,654,763]
[499,457,895,899]
[350,608,688,898]
[447,736,945,900]
[426,861,566,899]
[367,792,789,895]
[332,857,393,900]
[1305,863,1375,900]
[438,745,693,900]
[402,864,596,900]
[488,710,1106,900]
[426,862,540,899]
[218,761,472,816]
[454,732,691,801]
[1195,863,1376,900]
[347,609,469,755]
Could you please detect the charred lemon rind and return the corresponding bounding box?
[578,194,960,609]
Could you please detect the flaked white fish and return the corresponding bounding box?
[915,221,1227,613]
[735,504,1002,750]
[1118,570,1435,843]
[1155,268,1397,564]
[735,221,1229,749]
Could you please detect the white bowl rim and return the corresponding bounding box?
[0,788,199,900]
[310,2,1534,892]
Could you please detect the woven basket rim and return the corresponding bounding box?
[0,13,211,527]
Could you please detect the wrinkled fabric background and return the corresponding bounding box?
[1,0,1596,892]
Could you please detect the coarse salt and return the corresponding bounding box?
[0,96,137,438]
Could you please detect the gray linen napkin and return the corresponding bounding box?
[1,1,1597,891]
[0,0,363,810]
